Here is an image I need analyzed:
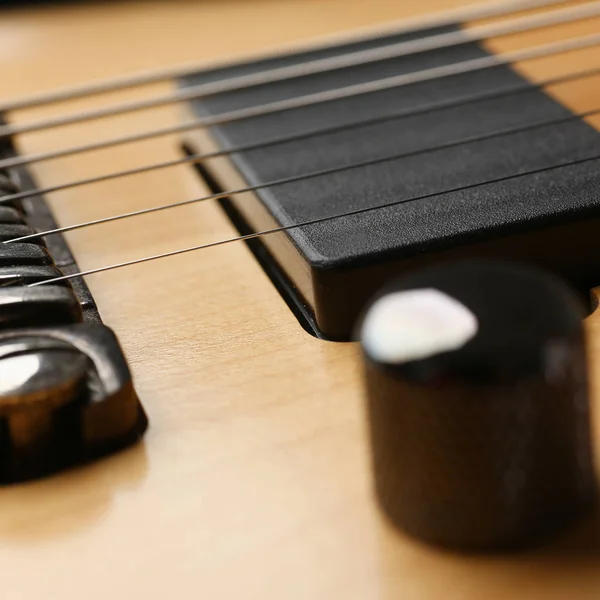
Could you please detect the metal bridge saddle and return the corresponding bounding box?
[0,118,147,483]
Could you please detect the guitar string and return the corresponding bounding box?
[0,0,595,285]
[2,31,599,171]
[0,0,573,113]
[27,152,600,287]
[3,65,599,206]
[2,0,598,139]
[8,105,600,244]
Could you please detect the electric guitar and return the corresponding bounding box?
[1,1,600,597]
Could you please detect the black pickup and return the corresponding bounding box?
[180,24,600,341]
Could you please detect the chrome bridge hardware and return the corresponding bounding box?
[0,325,146,482]
[0,118,147,483]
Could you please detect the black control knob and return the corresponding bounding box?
[359,260,597,552]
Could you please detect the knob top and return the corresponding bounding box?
[361,260,585,383]
[361,287,479,365]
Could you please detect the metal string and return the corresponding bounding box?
[0,0,594,286]
[3,65,599,205]
[9,105,600,244]
[2,31,599,171]
[28,152,600,287]
[2,0,599,139]
[0,0,572,113]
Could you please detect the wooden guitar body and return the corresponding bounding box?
[0,1,600,598]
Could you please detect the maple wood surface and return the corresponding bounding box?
[1,1,600,598]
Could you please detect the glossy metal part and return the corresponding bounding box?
[0,265,65,287]
[0,243,53,266]
[0,223,40,244]
[0,286,82,327]
[0,325,148,482]
[0,206,22,224]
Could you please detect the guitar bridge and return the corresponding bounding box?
[0,118,148,483]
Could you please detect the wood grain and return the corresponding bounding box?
[0,1,599,598]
